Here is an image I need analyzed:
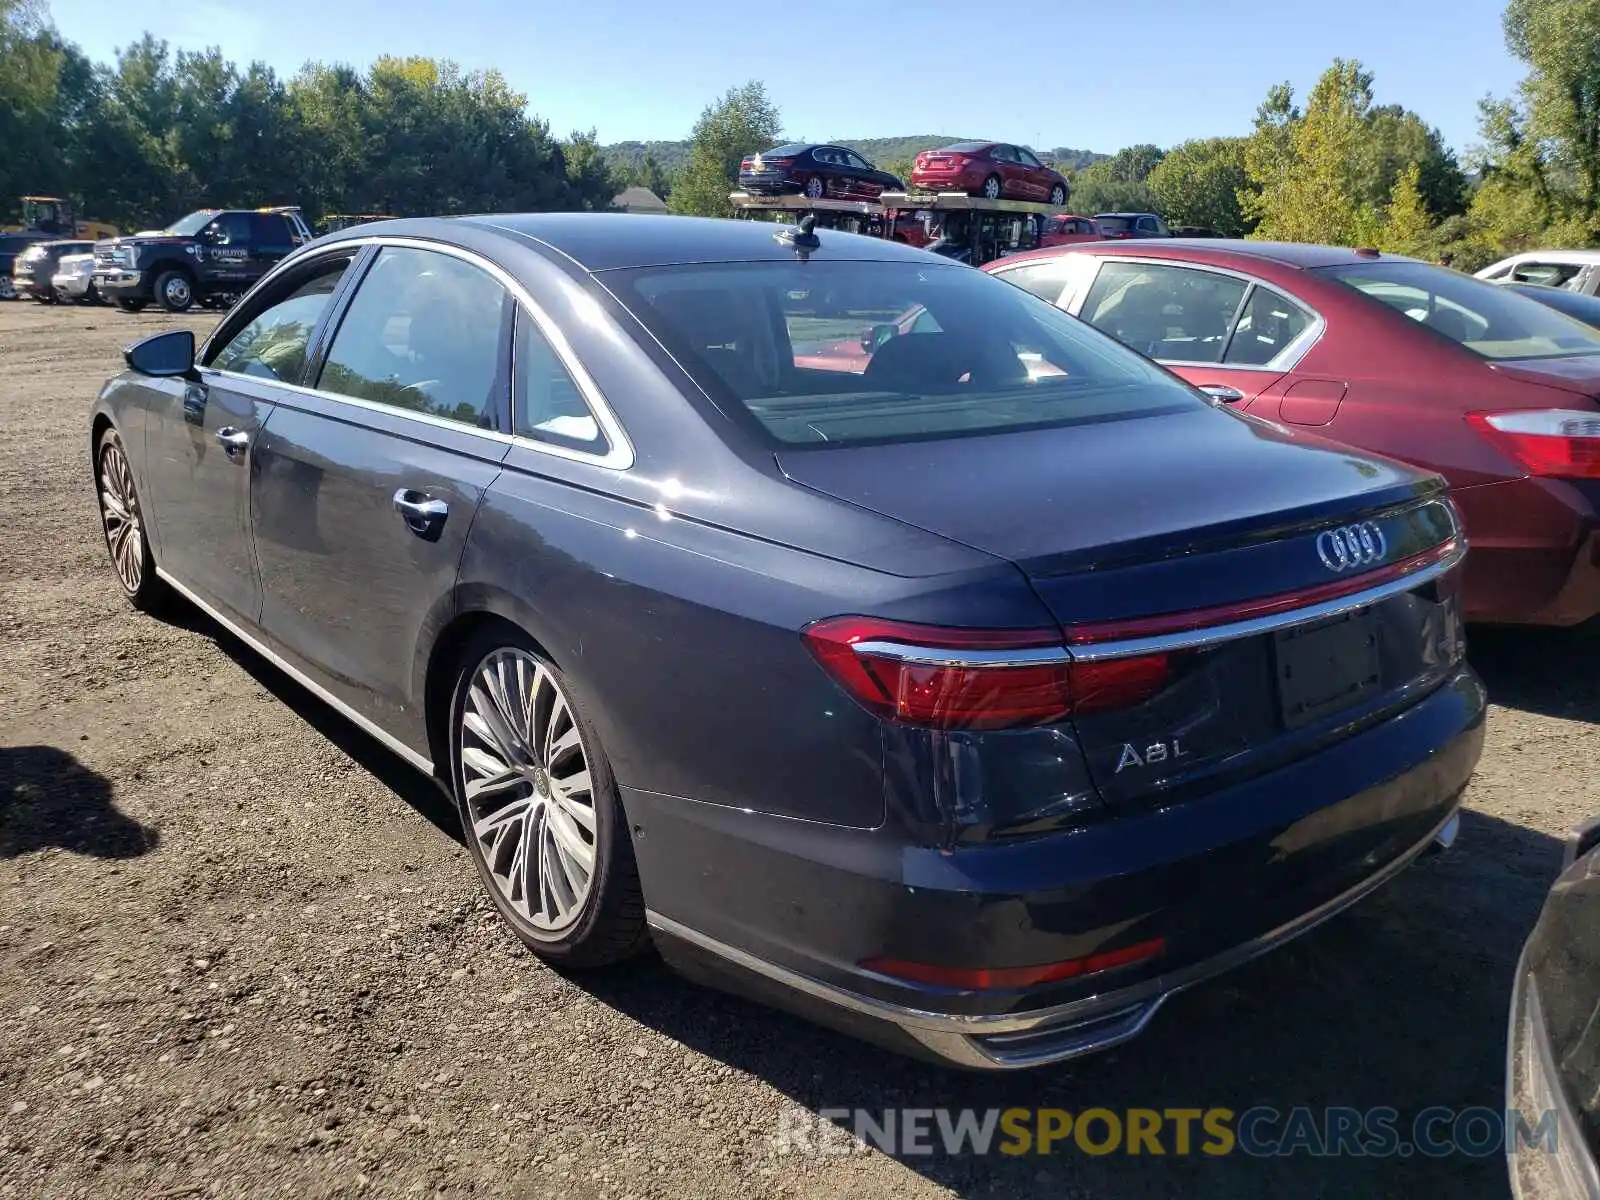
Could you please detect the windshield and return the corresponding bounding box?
[164,210,219,236]
[606,259,1203,447]
[1320,260,1600,361]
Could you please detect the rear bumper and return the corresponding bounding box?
[738,173,800,194]
[1457,477,1600,626]
[631,666,1486,1069]
[911,170,982,193]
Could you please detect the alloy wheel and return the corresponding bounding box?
[99,438,144,594]
[806,175,825,199]
[983,176,1002,200]
[458,648,598,933]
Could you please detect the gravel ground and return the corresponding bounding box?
[1,299,1597,1199]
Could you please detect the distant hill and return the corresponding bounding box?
[602,136,1107,178]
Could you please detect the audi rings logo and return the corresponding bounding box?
[1316,521,1388,572]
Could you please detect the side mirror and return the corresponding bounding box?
[861,323,897,353]
[125,329,196,378]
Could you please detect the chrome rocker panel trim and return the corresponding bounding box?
[646,805,1461,1071]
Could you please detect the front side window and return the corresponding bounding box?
[205,258,351,381]
[1079,261,1246,362]
[318,246,510,428]
[1321,259,1600,361]
[206,213,253,245]
[1224,286,1315,366]
[609,259,1201,447]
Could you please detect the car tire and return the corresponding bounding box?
[0,278,14,300]
[981,174,1002,200]
[805,175,826,199]
[95,426,168,612]
[35,292,55,304]
[1049,184,1067,205]
[116,297,148,313]
[449,627,648,969]
[85,283,101,305]
[154,269,194,313]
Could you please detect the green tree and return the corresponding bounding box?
[0,0,67,216]
[1067,159,1154,214]
[1503,0,1600,220]
[1379,164,1434,255]
[1102,143,1166,183]
[1244,60,1382,245]
[1147,137,1251,234]
[1361,105,1468,219]
[670,81,781,217]
[627,153,673,199]
[564,128,619,210]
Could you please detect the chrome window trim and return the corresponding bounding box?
[199,235,636,470]
[1062,255,1327,372]
[845,538,1465,669]
[154,567,435,775]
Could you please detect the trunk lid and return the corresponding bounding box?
[779,408,1466,807]
[1490,355,1600,401]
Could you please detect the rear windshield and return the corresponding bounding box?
[606,258,1202,447]
[1506,282,1600,328]
[1095,216,1134,233]
[938,142,990,153]
[1320,259,1600,361]
[760,145,810,158]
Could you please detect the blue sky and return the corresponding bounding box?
[48,0,1523,157]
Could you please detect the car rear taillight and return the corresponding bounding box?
[863,937,1165,990]
[802,616,1168,730]
[1468,409,1600,479]
[740,157,752,171]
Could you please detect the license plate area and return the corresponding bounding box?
[1274,608,1382,730]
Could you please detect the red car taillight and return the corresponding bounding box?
[740,157,752,171]
[863,937,1165,990]
[1468,409,1600,479]
[802,616,1168,730]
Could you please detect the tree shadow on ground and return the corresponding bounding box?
[0,744,158,859]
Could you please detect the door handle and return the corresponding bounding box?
[393,488,449,540]
[1198,384,1245,404]
[216,427,251,458]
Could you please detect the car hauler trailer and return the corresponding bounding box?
[728,190,1072,266]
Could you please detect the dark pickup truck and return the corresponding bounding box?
[93,207,313,313]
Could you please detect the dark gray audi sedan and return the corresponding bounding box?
[90,214,1485,1069]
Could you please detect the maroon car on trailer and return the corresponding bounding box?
[912,142,1069,204]
[987,240,1600,626]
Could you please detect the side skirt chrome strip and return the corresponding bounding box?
[155,568,435,775]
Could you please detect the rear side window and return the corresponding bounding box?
[1080,261,1246,363]
[318,246,511,429]
[250,213,290,243]
[206,258,351,381]
[1509,261,1582,289]
[514,308,607,453]
[1224,286,1315,366]
[609,259,1199,447]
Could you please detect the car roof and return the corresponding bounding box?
[340,213,946,272]
[1485,249,1600,265]
[993,238,1411,272]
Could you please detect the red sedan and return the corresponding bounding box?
[911,142,1069,204]
[1038,214,1103,247]
[986,241,1600,626]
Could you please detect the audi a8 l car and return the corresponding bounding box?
[91,215,1483,1069]
[987,241,1600,627]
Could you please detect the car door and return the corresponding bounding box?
[1070,259,1297,405]
[842,149,879,197]
[249,212,296,278]
[990,145,1027,199]
[143,252,356,624]
[248,242,512,755]
[1013,146,1049,200]
[200,212,255,289]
